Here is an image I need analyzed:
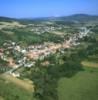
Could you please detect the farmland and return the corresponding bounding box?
[58,67,98,100]
[0,76,33,100]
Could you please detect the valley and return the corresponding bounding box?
[0,14,98,100]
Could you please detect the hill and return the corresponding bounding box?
[0,14,98,24]
[60,14,98,22]
[29,14,98,22]
[0,16,16,22]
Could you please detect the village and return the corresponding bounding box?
[0,27,90,77]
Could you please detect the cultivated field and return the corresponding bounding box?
[81,61,98,68]
[0,74,34,92]
[0,76,34,100]
[58,68,98,100]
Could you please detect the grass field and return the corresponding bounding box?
[1,74,34,92]
[0,74,34,100]
[58,67,98,100]
[81,61,98,68]
[0,96,4,100]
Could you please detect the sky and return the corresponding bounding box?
[0,0,98,18]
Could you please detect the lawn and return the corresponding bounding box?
[58,68,98,100]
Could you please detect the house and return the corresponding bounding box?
[21,49,27,54]
[0,48,3,52]
[11,72,20,77]
[0,49,3,56]
[24,62,35,68]
[41,61,50,66]
[14,45,21,52]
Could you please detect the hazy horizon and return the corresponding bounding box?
[0,0,98,18]
[0,13,98,19]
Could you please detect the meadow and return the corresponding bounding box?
[58,67,98,100]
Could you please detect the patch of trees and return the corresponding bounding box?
[31,49,84,100]
[0,29,64,46]
[0,59,10,73]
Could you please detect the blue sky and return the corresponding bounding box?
[0,0,98,18]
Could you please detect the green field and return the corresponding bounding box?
[58,67,98,100]
[0,76,33,100]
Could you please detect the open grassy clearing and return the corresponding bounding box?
[81,61,98,68]
[0,76,34,100]
[58,68,98,100]
[0,96,4,100]
[0,74,34,92]
[51,31,64,35]
[81,53,98,68]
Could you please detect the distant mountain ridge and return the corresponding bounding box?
[0,16,16,22]
[0,14,98,23]
[60,14,98,22]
